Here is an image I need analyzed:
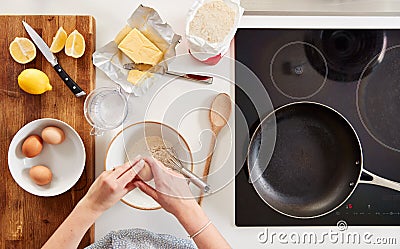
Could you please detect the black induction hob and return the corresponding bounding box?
[235,29,400,226]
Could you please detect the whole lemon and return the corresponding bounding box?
[18,69,52,95]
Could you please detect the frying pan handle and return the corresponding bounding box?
[360,169,400,192]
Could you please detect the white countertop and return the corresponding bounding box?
[2,1,400,248]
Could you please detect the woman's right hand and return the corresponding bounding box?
[135,157,231,249]
[133,157,199,218]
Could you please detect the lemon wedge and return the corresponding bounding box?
[65,30,85,58]
[9,37,37,64]
[50,27,67,53]
[18,69,52,95]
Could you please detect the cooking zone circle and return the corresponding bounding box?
[270,41,327,100]
[357,45,400,152]
[305,30,387,82]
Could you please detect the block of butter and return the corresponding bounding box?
[127,69,147,85]
[118,28,164,66]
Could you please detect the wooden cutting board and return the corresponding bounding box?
[0,16,95,249]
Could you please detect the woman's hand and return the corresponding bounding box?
[78,155,145,215]
[134,157,231,249]
[43,156,145,249]
[134,157,198,217]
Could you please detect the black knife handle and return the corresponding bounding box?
[53,64,86,97]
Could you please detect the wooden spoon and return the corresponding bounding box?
[199,93,232,204]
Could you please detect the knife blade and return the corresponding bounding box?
[123,63,213,84]
[22,21,86,97]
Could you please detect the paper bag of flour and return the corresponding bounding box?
[186,0,244,65]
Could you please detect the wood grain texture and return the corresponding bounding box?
[0,15,96,249]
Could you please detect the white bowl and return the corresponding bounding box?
[8,118,86,197]
[105,121,193,210]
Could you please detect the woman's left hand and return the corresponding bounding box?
[78,155,145,215]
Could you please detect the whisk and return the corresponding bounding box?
[166,148,211,194]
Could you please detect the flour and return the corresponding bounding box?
[189,0,236,43]
[127,136,174,168]
[146,136,174,168]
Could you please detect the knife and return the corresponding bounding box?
[123,63,213,84]
[22,21,86,97]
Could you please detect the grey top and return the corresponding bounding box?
[85,228,197,249]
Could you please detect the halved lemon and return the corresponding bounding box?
[49,27,67,53]
[65,30,85,58]
[18,68,52,95]
[9,37,37,64]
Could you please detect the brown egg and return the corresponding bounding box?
[41,126,65,145]
[22,135,43,158]
[29,165,52,186]
[137,162,153,181]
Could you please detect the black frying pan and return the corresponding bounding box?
[248,102,400,218]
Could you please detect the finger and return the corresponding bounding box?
[113,155,142,177]
[117,160,145,186]
[143,157,172,176]
[134,181,158,200]
[143,156,159,169]
[125,180,138,192]
[143,157,170,184]
[143,157,186,185]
